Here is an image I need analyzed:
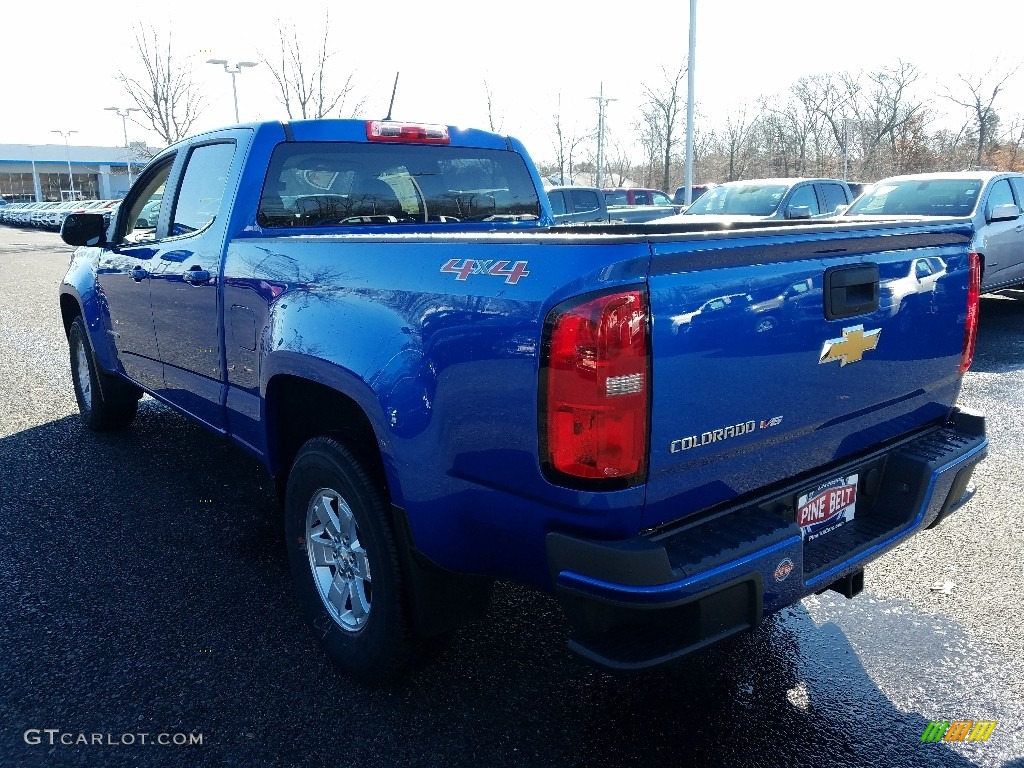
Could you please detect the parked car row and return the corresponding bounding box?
[0,199,120,231]
[548,170,1024,294]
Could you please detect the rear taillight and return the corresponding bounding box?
[541,289,649,486]
[960,252,981,373]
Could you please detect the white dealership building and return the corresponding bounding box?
[0,144,152,203]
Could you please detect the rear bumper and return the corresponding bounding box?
[547,408,988,670]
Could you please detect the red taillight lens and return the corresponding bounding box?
[542,289,649,485]
[365,121,450,144]
[960,252,981,373]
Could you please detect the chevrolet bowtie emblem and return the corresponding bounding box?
[819,325,881,367]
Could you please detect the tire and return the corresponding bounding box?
[68,316,140,430]
[284,436,417,682]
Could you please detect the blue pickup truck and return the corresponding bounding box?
[59,119,987,681]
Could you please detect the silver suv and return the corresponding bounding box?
[842,171,1024,293]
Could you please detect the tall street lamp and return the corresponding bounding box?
[207,59,258,123]
[105,106,140,185]
[51,129,78,200]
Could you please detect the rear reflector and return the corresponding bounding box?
[366,121,450,144]
[541,289,649,486]
[960,252,980,373]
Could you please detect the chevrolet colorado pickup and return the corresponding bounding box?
[58,118,987,681]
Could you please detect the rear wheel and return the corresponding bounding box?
[284,436,417,682]
[68,316,140,430]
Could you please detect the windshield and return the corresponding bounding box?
[846,179,981,216]
[258,142,542,228]
[685,183,789,216]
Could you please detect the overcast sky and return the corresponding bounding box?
[3,0,1023,163]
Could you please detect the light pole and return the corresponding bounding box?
[105,106,140,185]
[842,118,865,180]
[25,145,41,202]
[51,129,78,200]
[207,59,258,123]
[683,0,697,206]
[589,83,617,189]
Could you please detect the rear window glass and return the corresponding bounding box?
[257,142,541,228]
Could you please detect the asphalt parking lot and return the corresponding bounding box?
[1,225,1022,768]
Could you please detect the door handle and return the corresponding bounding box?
[130,266,148,282]
[183,267,212,285]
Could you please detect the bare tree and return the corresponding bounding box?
[996,116,1024,171]
[720,106,759,181]
[550,94,591,184]
[637,63,687,191]
[484,80,503,133]
[117,25,204,149]
[943,62,1020,167]
[262,12,363,119]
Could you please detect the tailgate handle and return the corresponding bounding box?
[824,264,879,320]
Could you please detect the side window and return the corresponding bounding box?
[985,179,1015,218]
[819,183,849,213]
[915,259,933,279]
[633,191,651,205]
[547,190,567,216]
[651,192,672,206]
[788,185,820,214]
[171,142,236,237]
[121,158,174,243]
[1010,177,1024,208]
[570,189,600,213]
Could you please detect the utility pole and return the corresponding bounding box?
[51,130,78,200]
[105,107,140,185]
[683,0,697,206]
[590,83,617,189]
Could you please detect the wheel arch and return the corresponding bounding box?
[59,290,83,337]
[263,369,399,507]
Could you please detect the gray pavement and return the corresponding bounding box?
[1,226,1022,767]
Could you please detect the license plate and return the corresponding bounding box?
[797,473,858,541]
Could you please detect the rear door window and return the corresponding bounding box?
[1009,176,1024,208]
[818,183,849,213]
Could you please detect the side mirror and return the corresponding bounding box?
[61,213,107,247]
[989,203,1020,223]
[786,205,812,220]
[832,204,849,216]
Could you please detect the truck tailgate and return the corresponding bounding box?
[643,224,973,529]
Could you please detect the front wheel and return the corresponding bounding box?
[68,316,140,430]
[284,437,417,682]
